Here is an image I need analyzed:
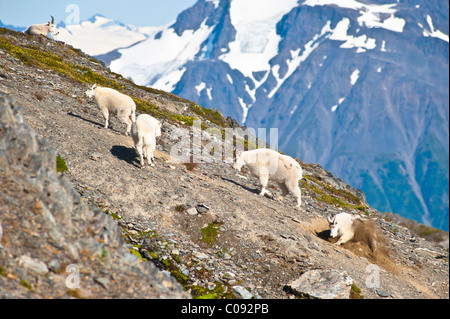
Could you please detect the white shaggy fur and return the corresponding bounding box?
[24,16,59,36]
[85,84,136,135]
[234,148,303,207]
[131,114,161,167]
[327,213,357,245]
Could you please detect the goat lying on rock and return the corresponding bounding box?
[25,16,59,36]
[131,114,161,167]
[85,84,136,135]
[234,148,303,207]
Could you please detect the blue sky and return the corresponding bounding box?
[0,0,197,28]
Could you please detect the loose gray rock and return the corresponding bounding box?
[376,290,391,298]
[285,269,353,299]
[187,207,198,216]
[196,204,210,214]
[18,256,49,275]
[232,285,254,299]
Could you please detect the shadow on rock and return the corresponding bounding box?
[111,145,140,168]
[67,111,103,128]
[221,177,260,195]
[68,111,123,134]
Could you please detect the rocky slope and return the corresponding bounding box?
[0,29,448,299]
[0,94,188,299]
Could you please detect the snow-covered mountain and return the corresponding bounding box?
[55,15,158,56]
[22,1,448,230]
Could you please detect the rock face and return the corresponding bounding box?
[285,269,353,299]
[0,29,448,299]
[0,95,188,298]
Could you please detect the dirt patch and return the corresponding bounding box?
[310,217,398,273]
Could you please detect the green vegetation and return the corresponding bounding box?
[161,257,189,286]
[175,205,185,213]
[350,284,364,299]
[191,281,234,299]
[56,154,68,173]
[109,211,123,220]
[20,278,33,291]
[200,223,221,246]
[302,175,368,213]
[190,103,230,128]
[67,289,83,299]
[133,96,208,129]
[130,249,144,260]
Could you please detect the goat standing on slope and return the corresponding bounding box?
[85,84,136,135]
[234,148,303,208]
[131,114,161,167]
[24,16,59,37]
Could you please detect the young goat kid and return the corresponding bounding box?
[131,114,161,168]
[234,148,303,208]
[85,84,136,135]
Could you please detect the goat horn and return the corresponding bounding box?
[327,215,335,224]
[50,16,55,24]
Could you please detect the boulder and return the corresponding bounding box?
[285,269,353,299]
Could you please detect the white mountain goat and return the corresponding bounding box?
[327,213,357,245]
[131,114,161,167]
[234,148,303,207]
[327,212,381,251]
[24,16,59,36]
[85,84,136,135]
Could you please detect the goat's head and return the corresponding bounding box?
[47,16,59,36]
[85,84,97,98]
[327,215,339,238]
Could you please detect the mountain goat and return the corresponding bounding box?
[234,148,303,207]
[24,16,59,36]
[327,212,380,251]
[85,84,136,135]
[327,213,357,245]
[131,114,161,167]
